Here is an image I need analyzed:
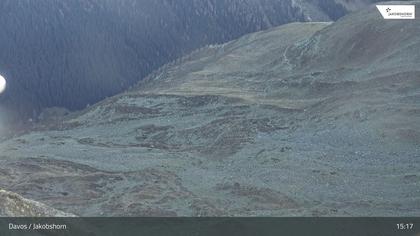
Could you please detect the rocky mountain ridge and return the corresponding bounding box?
[0,0,387,122]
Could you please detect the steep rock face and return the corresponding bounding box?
[0,0,386,121]
[0,1,419,216]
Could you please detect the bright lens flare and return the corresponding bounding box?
[0,75,6,94]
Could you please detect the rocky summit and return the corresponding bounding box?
[0,2,419,216]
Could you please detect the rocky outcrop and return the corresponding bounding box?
[0,189,75,217]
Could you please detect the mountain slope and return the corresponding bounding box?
[0,0,388,122]
[0,2,419,216]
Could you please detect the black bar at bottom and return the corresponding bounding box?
[0,217,419,236]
